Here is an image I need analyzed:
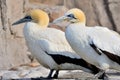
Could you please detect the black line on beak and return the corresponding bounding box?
[12,16,32,25]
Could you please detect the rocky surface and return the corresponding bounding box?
[0,63,90,80]
[108,0,120,32]
[0,0,30,69]
[0,64,120,80]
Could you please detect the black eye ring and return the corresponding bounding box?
[67,14,76,19]
[24,16,32,20]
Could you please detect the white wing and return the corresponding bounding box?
[37,28,80,59]
[87,26,120,57]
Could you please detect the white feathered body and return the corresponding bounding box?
[23,22,92,72]
[65,23,120,70]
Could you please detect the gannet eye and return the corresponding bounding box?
[67,14,76,19]
[25,16,32,20]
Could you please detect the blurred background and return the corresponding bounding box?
[0,0,120,70]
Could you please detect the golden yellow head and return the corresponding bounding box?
[53,8,86,25]
[28,9,49,27]
[12,9,49,28]
[67,8,86,23]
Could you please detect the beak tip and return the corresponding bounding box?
[12,23,15,26]
[52,16,66,24]
[12,22,18,26]
[52,20,57,24]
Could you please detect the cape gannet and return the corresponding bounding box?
[12,9,101,79]
[53,8,120,79]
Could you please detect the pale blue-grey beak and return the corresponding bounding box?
[53,16,68,24]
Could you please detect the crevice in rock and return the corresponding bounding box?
[0,0,8,31]
[8,18,14,35]
[23,0,26,13]
[74,0,79,9]
[23,0,29,13]
[0,0,8,55]
[91,0,102,26]
[103,0,117,31]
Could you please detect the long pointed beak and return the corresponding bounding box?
[53,16,68,24]
[12,17,32,25]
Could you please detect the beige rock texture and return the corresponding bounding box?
[0,0,120,72]
[0,65,120,80]
[0,0,30,69]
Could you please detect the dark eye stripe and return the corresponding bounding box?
[67,14,76,19]
[25,16,32,20]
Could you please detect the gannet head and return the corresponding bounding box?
[53,8,86,25]
[12,9,49,28]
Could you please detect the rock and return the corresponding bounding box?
[29,0,63,6]
[0,65,94,79]
[0,65,49,79]
[0,0,30,69]
[108,0,120,32]
[1,65,120,80]
[1,71,19,79]
[90,0,113,29]
[47,6,68,31]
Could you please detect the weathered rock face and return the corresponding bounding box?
[108,0,120,32]
[0,0,31,69]
[0,0,120,69]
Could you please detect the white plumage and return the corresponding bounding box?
[12,9,100,79]
[53,8,120,79]
[66,24,120,70]
[23,22,83,70]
